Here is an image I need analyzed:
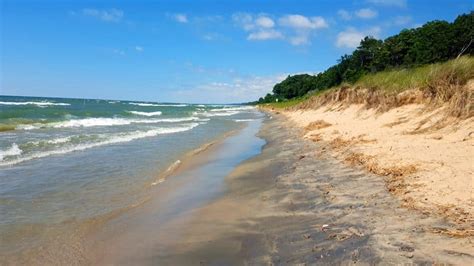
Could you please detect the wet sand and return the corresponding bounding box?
[126,113,473,264]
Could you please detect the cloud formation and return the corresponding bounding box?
[279,15,328,29]
[336,27,381,48]
[135,46,143,52]
[171,74,287,103]
[255,16,275,28]
[247,29,283,40]
[337,8,378,20]
[172,13,188,23]
[355,8,378,19]
[82,8,124,23]
[233,13,328,46]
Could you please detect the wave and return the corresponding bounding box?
[128,102,187,107]
[127,111,162,117]
[234,119,256,122]
[0,144,22,161]
[197,111,240,117]
[0,101,70,106]
[30,136,73,146]
[128,102,161,107]
[16,117,202,130]
[153,104,188,107]
[192,105,255,117]
[209,106,255,112]
[0,124,200,166]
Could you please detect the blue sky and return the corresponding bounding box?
[1,0,472,103]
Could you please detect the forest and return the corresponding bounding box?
[257,12,473,103]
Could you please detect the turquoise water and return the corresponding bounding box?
[0,95,262,255]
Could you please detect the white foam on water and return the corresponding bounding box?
[128,102,161,107]
[192,105,255,117]
[234,119,256,122]
[209,106,255,112]
[30,136,74,146]
[17,117,202,130]
[0,101,70,106]
[198,111,241,117]
[0,123,200,166]
[153,104,188,107]
[0,143,22,161]
[127,111,162,116]
[128,102,187,107]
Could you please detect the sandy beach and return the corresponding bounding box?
[86,113,473,264]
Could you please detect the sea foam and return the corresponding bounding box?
[127,111,162,116]
[0,123,200,166]
[0,143,22,161]
[0,101,70,106]
[16,117,201,130]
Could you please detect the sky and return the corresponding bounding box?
[1,0,472,103]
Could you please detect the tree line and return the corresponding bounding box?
[257,11,473,103]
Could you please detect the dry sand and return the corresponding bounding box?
[281,103,473,231]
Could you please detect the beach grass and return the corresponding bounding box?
[258,95,311,109]
[354,56,474,93]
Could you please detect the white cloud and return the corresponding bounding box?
[366,0,406,7]
[82,8,124,23]
[279,15,328,29]
[255,16,275,28]
[247,29,283,41]
[233,13,281,41]
[135,46,143,52]
[233,13,328,46]
[355,8,378,19]
[337,10,352,20]
[173,13,188,23]
[336,27,381,48]
[171,74,287,103]
[232,12,256,31]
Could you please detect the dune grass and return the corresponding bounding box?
[354,56,474,93]
[258,96,309,109]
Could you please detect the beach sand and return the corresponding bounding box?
[87,114,472,264]
[7,113,472,265]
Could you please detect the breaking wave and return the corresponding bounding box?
[0,123,200,166]
[0,101,70,106]
[16,117,202,130]
[127,111,162,116]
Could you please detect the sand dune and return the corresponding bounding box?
[281,103,473,228]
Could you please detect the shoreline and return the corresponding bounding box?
[0,122,250,265]
[82,118,266,264]
[3,111,472,264]
[137,112,473,264]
